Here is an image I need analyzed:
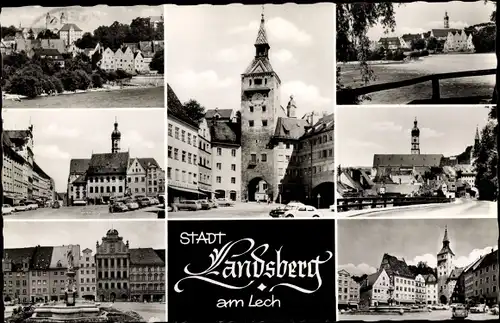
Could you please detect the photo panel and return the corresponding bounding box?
[166,3,335,219]
[167,219,336,322]
[3,220,166,322]
[336,1,496,105]
[335,105,497,218]
[1,5,165,109]
[337,218,499,320]
[2,108,165,219]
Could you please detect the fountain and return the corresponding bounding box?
[27,246,106,322]
[369,285,405,315]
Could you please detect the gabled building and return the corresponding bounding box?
[129,248,166,302]
[338,269,361,310]
[378,36,407,50]
[198,118,213,199]
[86,151,130,203]
[100,47,116,71]
[359,269,391,308]
[79,248,96,301]
[58,23,83,46]
[67,158,90,206]
[127,158,147,196]
[134,51,149,73]
[30,48,65,67]
[48,245,80,301]
[29,245,54,303]
[422,274,438,305]
[2,247,34,303]
[379,253,416,305]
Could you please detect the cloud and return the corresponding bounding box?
[271,48,296,64]
[407,245,498,268]
[371,121,403,133]
[123,130,156,149]
[214,45,252,63]
[34,145,71,160]
[339,263,377,276]
[420,127,444,139]
[343,139,382,150]
[174,70,234,90]
[41,123,81,138]
[281,81,331,110]
[230,17,312,46]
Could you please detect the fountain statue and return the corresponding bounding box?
[27,246,105,322]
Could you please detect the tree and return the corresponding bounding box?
[75,32,98,49]
[336,3,397,103]
[27,29,35,40]
[149,49,164,74]
[153,21,164,40]
[183,99,206,124]
[91,51,102,70]
[471,25,496,53]
[91,73,104,88]
[474,107,498,201]
[411,38,426,51]
[37,29,59,39]
[1,25,18,38]
[129,17,155,43]
[426,37,438,51]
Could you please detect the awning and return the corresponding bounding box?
[199,188,215,194]
[168,185,200,195]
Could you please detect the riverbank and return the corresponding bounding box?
[2,82,164,102]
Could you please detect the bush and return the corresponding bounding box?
[73,69,92,90]
[115,69,132,80]
[50,76,64,93]
[6,74,42,98]
[92,73,104,88]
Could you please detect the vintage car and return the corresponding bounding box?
[452,305,468,319]
[279,202,323,218]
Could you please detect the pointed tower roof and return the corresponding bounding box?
[475,125,480,140]
[438,225,455,257]
[411,117,420,136]
[255,10,269,46]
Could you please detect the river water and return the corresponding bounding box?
[3,86,164,109]
[339,53,496,104]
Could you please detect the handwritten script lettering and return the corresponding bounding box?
[174,238,332,294]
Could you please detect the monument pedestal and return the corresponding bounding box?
[27,303,106,322]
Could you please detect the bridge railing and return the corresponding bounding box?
[336,196,454,212]
[337,68,496,104]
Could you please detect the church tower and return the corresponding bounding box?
[240,8,286,202]
[437,226,455,304]
[411,117,420,155]
[111,118,121,153]
[444,11,450,29]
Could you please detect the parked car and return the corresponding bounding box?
[124,199,140,210]
[279,202,322,218]
[490,304,499,315]
[26,201,39,210]
[52,201,61,209]
[207,199,218,208]
[452,305,468,319]
[72,200,87,206]
[2,204,14,215]
[175,200,202,211]
[216,198,234,207]
[329,204,335,212]
[149,197,159,205]
[198,200,212,210]
[109,201,129,213]
[470,304,488,313]
[137,197,151,208]
[269,205,288,218]
[14,203,29,212]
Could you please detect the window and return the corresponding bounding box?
[254,78,262,85]
[231,164,236,171]
[168,124,172,136]
[187,133,191,145]
[216,176,222,183]
[261,154,267,162]
[182,151,186,162]
[216,163,222,170]
[231,149,236,157]
[262,120,268,127]
[262,106,266,112]
[249,120,254,127]
[231,177,236,184]
[250,106,254,113]
[217,148,222,156]
[174,127,179,139]
[251,154,257,163]
[188,153,192,164]
[174,148,179,160]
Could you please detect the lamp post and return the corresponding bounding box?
[317,193,321,209]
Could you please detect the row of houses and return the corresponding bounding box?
[3,229,166,303]
[2,125,56,207]
[67,120,165,206]
[340,228,498,309]
[167,84,335,208]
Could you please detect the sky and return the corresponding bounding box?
[336,106,492,167]
[0,5,163,33]
[4,220,166,250]
[3,108,165,192]
[166,4,334,118]
[338,218,498,276]
[367,1,495,41]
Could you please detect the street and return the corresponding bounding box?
[3,205,163,219]
[339,311,496,321]
[339,199,496,218]
[101,302,166,322]
[169,202,334,219]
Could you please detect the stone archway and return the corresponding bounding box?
[248,177,270,202]
[312,182,335,209]
[110,292,116,302]
[440,295,448,304]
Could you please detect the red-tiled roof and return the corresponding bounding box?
[69,158,91,175]
[87,152,129,175]
[129,248,165,266]
[31,246,54,270]
[273,117,309,140]
[59,23,82,32]
[4,248,36,271]
[303,113,334,138]
[167,84,199,128]
[205,109,233,120]
[154,249,166,263]
[431,28,461,38]
[373,154,443,168]
[138,158,161,170]
[210,120,240,145]
[380,253,415,279]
